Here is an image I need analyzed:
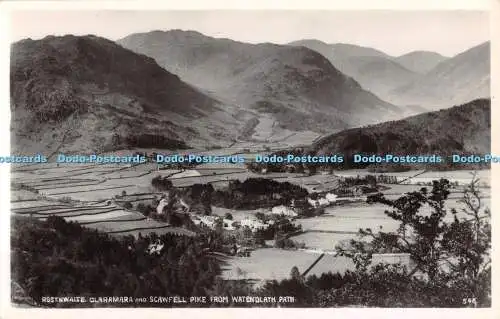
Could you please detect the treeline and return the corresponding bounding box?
[151,175,173,191]
[212,178,309,209]
[11,215,222,308]
[110,133,188,150]
[11,178,491,307]
[213,178,491,307]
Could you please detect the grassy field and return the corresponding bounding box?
[211,206,265,221]
[291,232,356,251]
[10,162,188,239]
[221,248,354,284]
[62,210,133,222]
[297,211,400,234]
[11,159,491,279]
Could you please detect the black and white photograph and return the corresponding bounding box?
[1,3,495,312]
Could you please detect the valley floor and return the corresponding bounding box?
[10,144,491,285]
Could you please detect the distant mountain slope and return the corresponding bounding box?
[312,98,490,158]
[288,40,420,103]
[118,30,403,133]
[10,35,230,154]
[291,41,391,60]
[389,42,490,109]
[394,51,448,74]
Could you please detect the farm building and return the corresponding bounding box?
[240,218,269,232]
[325,193,338,202]
[270,205,298,217]
[307,193,337,208]
[194,215,222,229]
[147,240,165,255]
[156,198,169,215]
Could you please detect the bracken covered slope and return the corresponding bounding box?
[10,35,224,154]
[312,98,490,157]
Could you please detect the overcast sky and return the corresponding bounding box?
[10,10,489,57]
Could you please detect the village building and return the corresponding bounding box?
[179,198,190,212]
[147,240,164,255]
[240,218,269,232]
[307,193,338,208]
[197,215,217,229]
[270,205,298,217]
[156,198,169,215]
[325,193,338,202]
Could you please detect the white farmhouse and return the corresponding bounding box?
[147,240,164,255]
[198,215,217,229]
[156,198,169,215]
[325,193,338,203]
[308,193,338,208]
[241,218,269,232]
[270,205,298,217]
[191,215,202,226]
[307,197,319,208]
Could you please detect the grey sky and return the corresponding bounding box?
[10,10,489,57]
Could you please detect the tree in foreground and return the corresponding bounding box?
[335,176,491,306]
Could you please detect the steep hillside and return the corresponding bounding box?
[288,40,420,103]
[118,30,403,133]
[390,42,490,109]
[312,98,490,159]
[10,35,234,154]
[394,51,448,74]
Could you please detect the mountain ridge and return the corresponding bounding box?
[312,98,490,158]
[389,41,490,109]
[394,50,448,74]
[287,39,420,103]
[118,30,404,133]
[10,34,237,154]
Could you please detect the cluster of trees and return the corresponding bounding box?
[332,177,490,306]
[212,177,491,307]
[333,175,379,196]
[109,133,188,150]
[339,175,377,187]
[12,183,39,194]
[212,178,309,209]
[181,184,214,215]
[245,149,324,175]
[11,177,490,307]
[274,238,306,250]
[151,175,174,191]
[253,213,302,240]
[11,215,222,307]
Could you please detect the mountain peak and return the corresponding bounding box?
[394,50,448,74]
[119,31,402,133]
[390,41,490,108]
[10,34,219,154]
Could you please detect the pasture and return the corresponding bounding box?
[10,156,491,280]
[221,248,354,284]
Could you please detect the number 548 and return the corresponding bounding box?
[462,298,477,306]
